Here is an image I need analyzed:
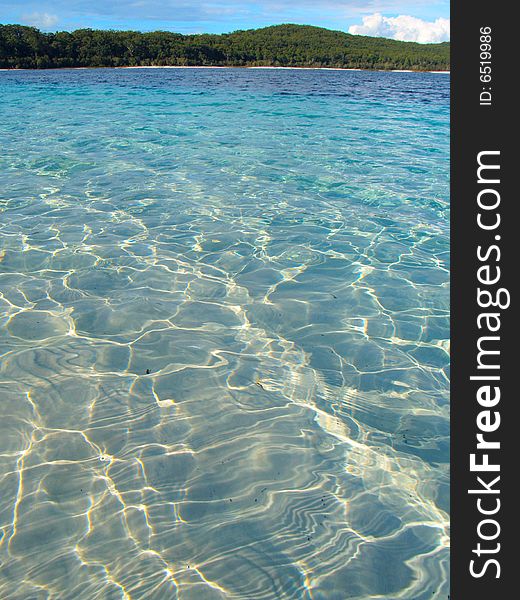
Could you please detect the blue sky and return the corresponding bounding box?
[0,1,450,41]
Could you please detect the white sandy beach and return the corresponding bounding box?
[120,65,450,73]
[0,65,450,73]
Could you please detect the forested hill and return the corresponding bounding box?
[0,24,450,71]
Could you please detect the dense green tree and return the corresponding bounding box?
[0,23,450,71]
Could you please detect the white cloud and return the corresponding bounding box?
[22,12,59,30]
[348,13,450,43]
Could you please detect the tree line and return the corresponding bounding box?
[0,23,450,71]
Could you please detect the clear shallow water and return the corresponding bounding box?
[0,68,449,599]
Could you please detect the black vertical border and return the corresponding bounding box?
[451,1,512,598]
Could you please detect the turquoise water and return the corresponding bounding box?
[0,68,449,599]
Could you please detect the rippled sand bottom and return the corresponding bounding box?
[0,69,449,599]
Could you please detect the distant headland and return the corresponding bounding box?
[0,23,450,71]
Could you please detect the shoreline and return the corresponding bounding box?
[0,65,450,74]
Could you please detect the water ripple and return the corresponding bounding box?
[0,68,449,599]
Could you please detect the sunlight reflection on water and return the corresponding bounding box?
[0,68,449,599]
